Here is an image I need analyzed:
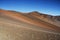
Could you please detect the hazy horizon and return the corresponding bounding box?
[0,0,60,16]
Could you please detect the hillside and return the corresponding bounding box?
[0,9,60,40]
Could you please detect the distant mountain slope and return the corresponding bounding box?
[26,11,60,27]
[0,9,60,32]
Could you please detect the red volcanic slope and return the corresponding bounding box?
[0,9,60,32]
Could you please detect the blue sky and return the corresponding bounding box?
[0,0,60,15]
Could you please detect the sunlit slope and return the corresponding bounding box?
[26,12,60,27]
[0,10,60,32]
[0,12,60,40]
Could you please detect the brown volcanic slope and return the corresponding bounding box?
[26,11,60,27]
[0,9,60,31]
[0,9,60,40]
